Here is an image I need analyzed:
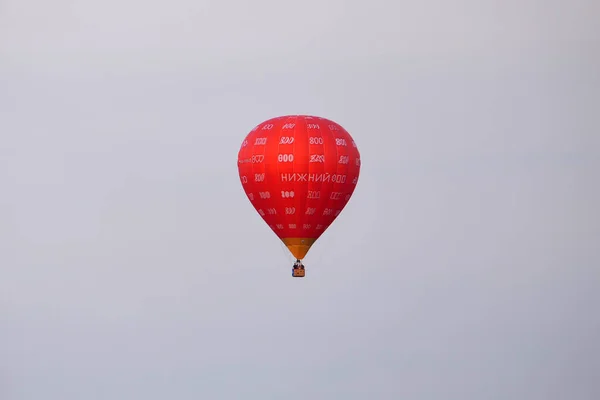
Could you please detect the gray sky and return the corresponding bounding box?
[1,0,599,399]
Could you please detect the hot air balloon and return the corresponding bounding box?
[237,115,361,277]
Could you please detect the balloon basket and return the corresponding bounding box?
[292,268,306,278]
[292,260,306,277]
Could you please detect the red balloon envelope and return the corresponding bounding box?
[237,115,361,262]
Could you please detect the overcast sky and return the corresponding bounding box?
[1,0,599,399]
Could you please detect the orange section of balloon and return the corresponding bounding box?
[237,115,361,260]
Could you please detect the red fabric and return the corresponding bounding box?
[237,115,361,240]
